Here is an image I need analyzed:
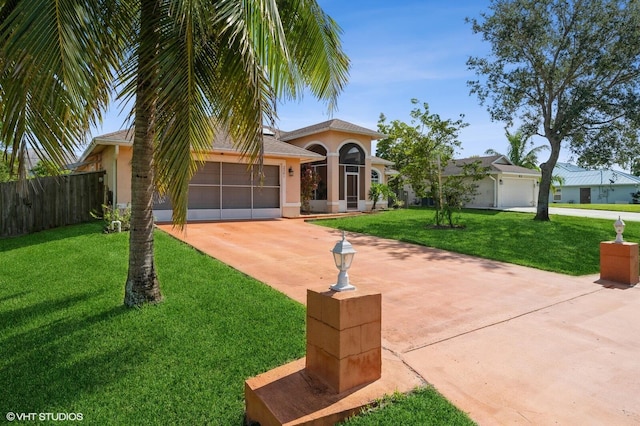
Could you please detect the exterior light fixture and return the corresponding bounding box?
[288,166,294,176]
[499,179,503,185]
[330,230,356,291]
[614,216,625,243]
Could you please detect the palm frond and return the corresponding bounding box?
[0,0,129,175]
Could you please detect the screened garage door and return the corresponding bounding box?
[501,178,534,207]
[154,162,281,221]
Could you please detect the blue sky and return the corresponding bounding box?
[92,1,562,162]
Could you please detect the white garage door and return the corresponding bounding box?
[154,162,281,221]
[501,178,534,207]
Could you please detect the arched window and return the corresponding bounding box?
[339,143,364,165]
[371,169,380,184]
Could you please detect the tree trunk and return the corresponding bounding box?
[124,0,163,307]
[534,137,562,221]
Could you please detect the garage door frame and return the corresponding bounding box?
[154,160,284,221]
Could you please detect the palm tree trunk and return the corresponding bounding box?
[124,0,163,307]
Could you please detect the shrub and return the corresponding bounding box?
[90,204,131,233]
[368,183,396,210]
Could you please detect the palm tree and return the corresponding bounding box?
[485,128,548,170]
[0,0,349,307]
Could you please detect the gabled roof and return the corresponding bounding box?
[443,155,541,176]
[210,131,324,161]
[370,155,394,166]
[79,127,324,164]
[553,162,640,186]
[279,119,386,141]
[93,129,135,144]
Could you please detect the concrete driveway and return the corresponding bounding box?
[158,219,640,425]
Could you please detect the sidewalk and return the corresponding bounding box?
[504,206,640,222]
[159,219,640,424]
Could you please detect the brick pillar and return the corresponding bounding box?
[305,288,382,394]
[600,241,639,285]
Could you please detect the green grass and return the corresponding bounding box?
[0,222,472,425]
[0,222,305,425]
[551,203,640,213]
[340,388,474,426]
[312,207,640,276]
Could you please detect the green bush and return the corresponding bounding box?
[90,204,131,233]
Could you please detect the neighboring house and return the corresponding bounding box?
[550,162,640,204]
[75,119,390,221]
[404,155,541,208]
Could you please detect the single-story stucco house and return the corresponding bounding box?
[404,155,541,208]
[550,162,640,204]
[75,119,393,221]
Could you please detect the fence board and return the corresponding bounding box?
[0,171,106,238]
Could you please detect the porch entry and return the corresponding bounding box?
[346,171,359,209]
[339,143,365,211]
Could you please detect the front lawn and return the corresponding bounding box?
[0,222,305,424]
[0,222,473,425]
[341,388,474,426]
[313,207,640,275]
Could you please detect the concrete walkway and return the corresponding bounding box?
[158,219,640,425]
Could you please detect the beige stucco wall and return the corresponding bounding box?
[79,144,133,207]
[92,147,301,217]
[468,176,497,208]
[283,158,301,218]
[116,146,133,206]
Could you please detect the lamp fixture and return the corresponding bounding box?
[330,230,356,292]
[288,166,294,177]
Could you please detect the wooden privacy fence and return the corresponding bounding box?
[0,171,105,238]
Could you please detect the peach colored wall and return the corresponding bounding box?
[116,146,133,206]
[77,145,132,206]
[99,147,116,202]
[284,158,301,217]
[288,131,375,212]
[287,131,372,156]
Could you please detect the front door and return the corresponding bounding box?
[346,173,358,209]
[580,187,591,204]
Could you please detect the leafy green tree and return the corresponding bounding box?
[468,0,640,221]
[30,160,69,177]
[632,159,640,177]
[485,128,547,170]
[437,160,487,227]
[1,0,349,306]
[377,99,484,227]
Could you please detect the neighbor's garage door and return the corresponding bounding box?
[154,162,281,221]
[501,178,534,207]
